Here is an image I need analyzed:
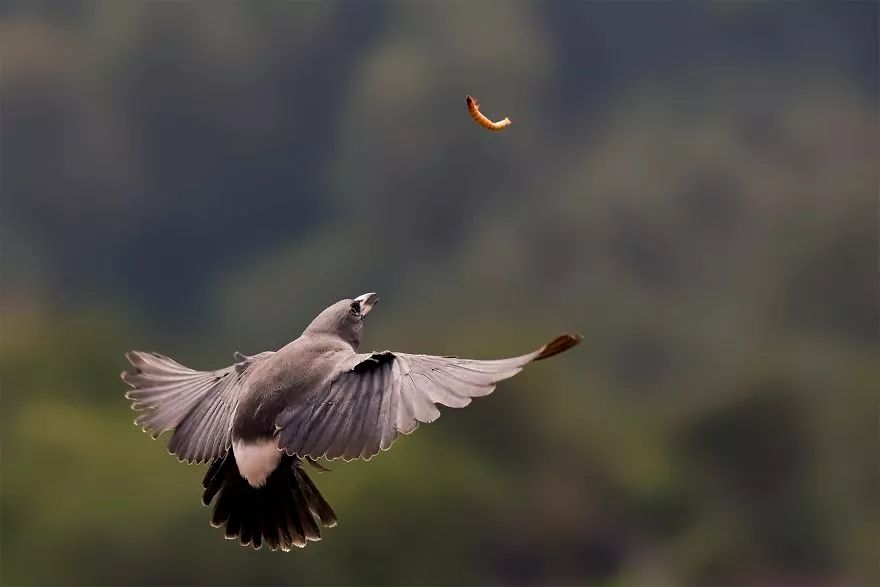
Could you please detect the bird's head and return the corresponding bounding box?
[304,292,380,349]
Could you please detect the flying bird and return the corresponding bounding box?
[466,95,511,131]
[122,293,581,551]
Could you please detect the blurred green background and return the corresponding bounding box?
[1,2,877,586]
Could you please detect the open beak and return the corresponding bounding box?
[354,292,380,316]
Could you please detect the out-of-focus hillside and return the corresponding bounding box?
[1,2,877,585]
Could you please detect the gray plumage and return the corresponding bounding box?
[122,292,581,550]
[124,350,273,463]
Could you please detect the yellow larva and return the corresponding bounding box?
[466,95,511,132]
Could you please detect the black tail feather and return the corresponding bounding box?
[202,451,337,551]
[298,465,338,527]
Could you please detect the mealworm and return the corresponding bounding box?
[466,95,511,132]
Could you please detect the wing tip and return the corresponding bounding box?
[534,333,582,361]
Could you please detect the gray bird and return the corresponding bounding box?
[122,293,581,551]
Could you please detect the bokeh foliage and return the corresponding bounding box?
[2,2,877,585]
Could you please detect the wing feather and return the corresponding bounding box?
[361,368,381,458]
[404,370,441,423]
[122,350,273,463]
[277,334,581,461]
[326,377,363,459]
[298,386,338,456]
[308,380,352,458]
[391,358,418,435]
[382,362,403,449]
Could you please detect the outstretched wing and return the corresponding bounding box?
[122,350,274,463]
[276,334,581,461]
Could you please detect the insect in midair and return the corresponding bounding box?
[466,95,511,132]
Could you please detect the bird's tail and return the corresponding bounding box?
[202,452,337,551]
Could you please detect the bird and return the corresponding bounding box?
[122,293,582,551]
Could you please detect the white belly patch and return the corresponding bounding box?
[233,439,282,488]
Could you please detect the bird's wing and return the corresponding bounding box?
[276,334,581,461]
[122,350,274,463]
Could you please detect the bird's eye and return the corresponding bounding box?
[349,302,360,315]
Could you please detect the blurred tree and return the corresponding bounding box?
[1,2,876,585]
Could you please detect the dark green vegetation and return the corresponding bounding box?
[2,2,877,585]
